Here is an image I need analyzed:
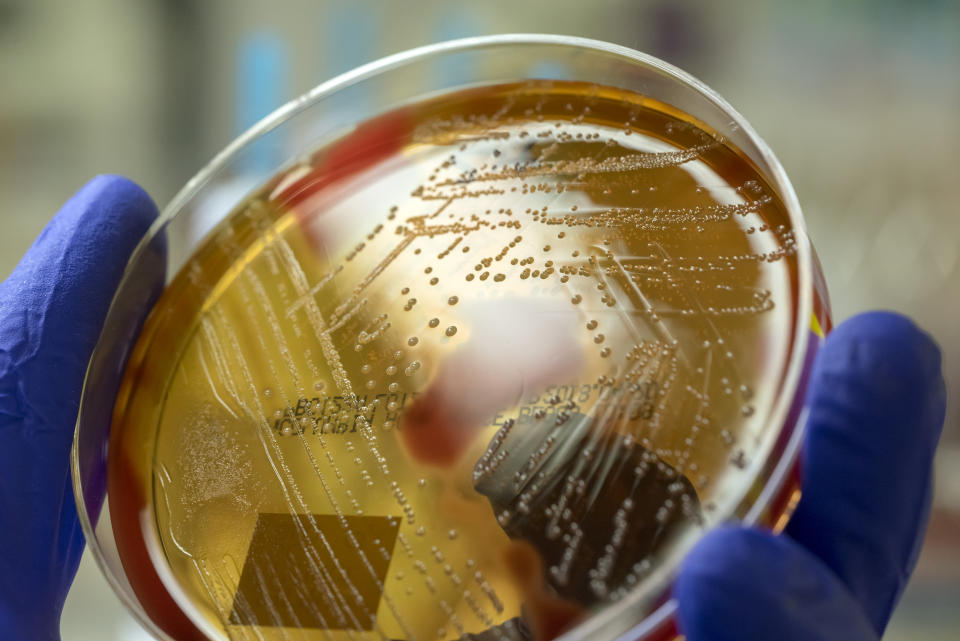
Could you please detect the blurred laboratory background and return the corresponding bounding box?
[1,0,957,639]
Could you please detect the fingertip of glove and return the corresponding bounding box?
[74,174,159,233]
[813,311,945,444]
[83,174,150,197]
[820,311,942,389]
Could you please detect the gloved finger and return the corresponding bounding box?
[676,527,878,641]
[785,311,946,634]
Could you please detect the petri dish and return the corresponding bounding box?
[72,35,832,641]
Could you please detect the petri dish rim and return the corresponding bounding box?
[72,33,814,641]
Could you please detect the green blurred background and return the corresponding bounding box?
[1,0,957,639]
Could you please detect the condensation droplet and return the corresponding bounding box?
[428,318,440,328]
[445,326,458,337]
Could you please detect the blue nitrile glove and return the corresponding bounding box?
[676,311,947,641]
[0,176,159,641]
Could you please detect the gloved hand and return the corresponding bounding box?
[676,311,947,640]
[0,176,159,641]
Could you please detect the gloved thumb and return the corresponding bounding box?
[675,527,879,641]
[0,175,159,641]
[0,175,159,433]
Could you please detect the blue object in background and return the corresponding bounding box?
[431,7,486,89]
[526,60,570,82]
[319,1,380,112]
[235,31,289,175]
[321,1,380,77]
